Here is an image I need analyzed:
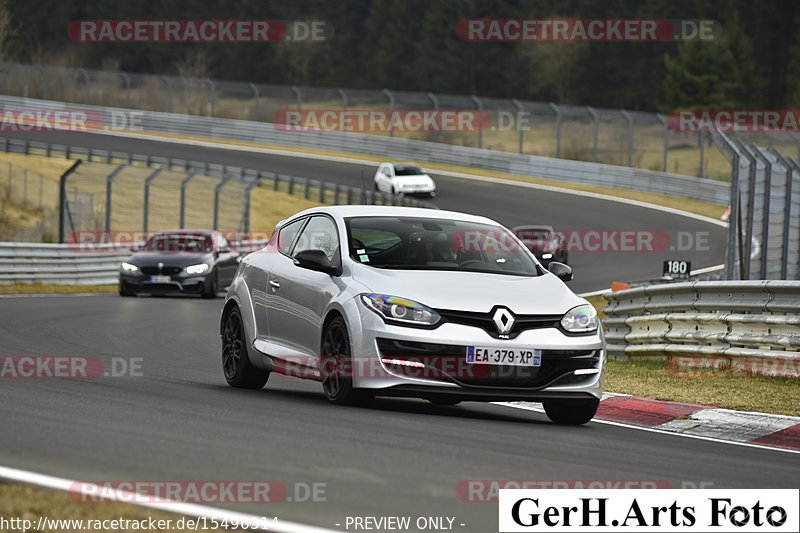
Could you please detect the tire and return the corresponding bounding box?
[373,180,380,191]
[428,398,461,406]
[222,307,269,389]
[543,397,599,425]
[202,272,218,299]
[320,316,373,406]
[118,282,136,297]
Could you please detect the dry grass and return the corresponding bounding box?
[0,484,231,533]
[605,359,800,417]
[0,283,117,294]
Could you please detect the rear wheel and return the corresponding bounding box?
[222,307,269,389]
[543,397,599,425]
[320,316,373,406]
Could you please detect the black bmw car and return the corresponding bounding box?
[118,230,240,298]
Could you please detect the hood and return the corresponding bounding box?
[350,265,583,314]
[395,174,434,187]
[126,252,213,268]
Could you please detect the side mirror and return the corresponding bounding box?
[548,261,573,282]
[294,249,339,276]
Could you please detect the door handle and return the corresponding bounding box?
[269,280,280,289]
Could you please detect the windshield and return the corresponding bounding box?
[393,165,424,176]
[143,233,213,252]
[346,216,540,276]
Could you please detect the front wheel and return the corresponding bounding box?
[222,307,269,389]
[320,316,373,406]
[118,282,136,297]
[543,397,599,425]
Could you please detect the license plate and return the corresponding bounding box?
[149,275,171,283]
[466,347,541,367]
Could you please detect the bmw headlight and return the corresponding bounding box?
[185,263,210,275]
[360,294,440,326]
[561,304,598,334]
[120,262,139,272]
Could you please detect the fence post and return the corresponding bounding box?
[471,95,483,149]
[383,89,395,137]
[291,85,302,111]
[249,83,260,120]
[242,177,262,235]
[769,148,794,279]
[179,169,198,229]
[142,168,163,236]
[787,157,800,277]
[587,107,599,162]
[318,182,325,203]
[513,99,524,154]
[752,146,773,279]
[337,88,348,110]
[104,164,126,239]
[428,92,440,143]
[58,160,82,243]
[549,103,562,158]
[78,68,91,103]
[657,114,669,172]
[621,110,634,167]
[732,140,756,280]
[213,174,232,230]
[161,76,173,113]
[119,72,132,107]
[698,132,706,178]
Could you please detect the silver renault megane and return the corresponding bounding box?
[220,206,605,424]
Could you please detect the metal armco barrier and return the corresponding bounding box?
[0,240,268,285]
[603,281,800,378]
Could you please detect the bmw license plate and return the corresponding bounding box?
[149,275,171,283]
[466,347,541,367]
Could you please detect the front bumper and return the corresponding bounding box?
[350,302,605,401]
[119,271,210,295]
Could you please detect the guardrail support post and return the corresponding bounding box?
[513,99,524,154]
[104,164,126,241]
[337,88,348,110]
[249,83,260,120]
[657,114,669,172]
[242,177,262,236]
[291,85,302,112]
[383,89,395,137]
[471,95,483,149]
[769,149,794,279]
[179,169,198,229]
[58,160,82,243]
[142,168,163,236]
[752,146,773,279]
[429,92,440,143]
[732,140,757,280]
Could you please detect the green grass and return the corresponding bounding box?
[605,359,800,417]
[0,283,117,294]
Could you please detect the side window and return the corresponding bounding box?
[277,218,305,255]
[292,216,340,263]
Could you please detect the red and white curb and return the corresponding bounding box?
[502,393,800,452]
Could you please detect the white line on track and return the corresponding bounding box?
[0,465,341,533]
[494,402,800,456]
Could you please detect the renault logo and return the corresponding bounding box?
[492,307,515,335]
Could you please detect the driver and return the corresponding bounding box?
[432,241,458,263]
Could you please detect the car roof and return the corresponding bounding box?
[278,205,499,228]
[512,225,555,232]
[151,229,215,236]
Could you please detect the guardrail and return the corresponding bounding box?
[603,281,800,378]
[0,94,730,205]
[0,240,267,285]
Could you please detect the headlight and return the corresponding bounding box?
[185,263,210,275]
[360,294,440,326]
[561,304,598,334]
[120,262,139,272]
[541,253,553,259]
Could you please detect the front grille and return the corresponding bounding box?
[376,338,598,389]
[436,308,561,338]
[141,266,182,276]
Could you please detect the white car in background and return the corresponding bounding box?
[373,162,436,197]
